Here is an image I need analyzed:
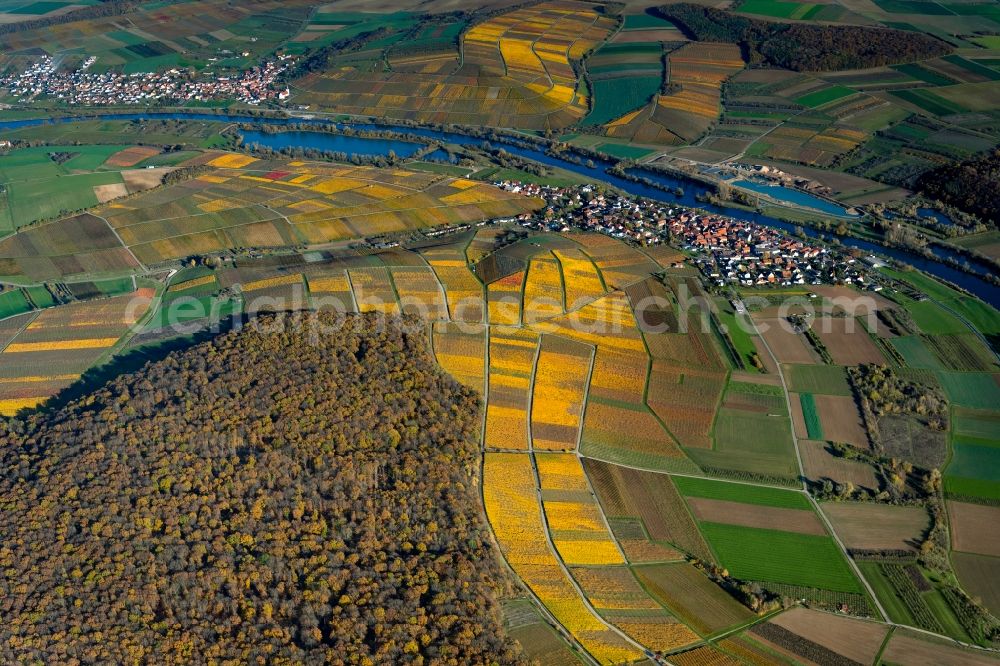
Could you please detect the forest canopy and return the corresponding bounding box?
[0,313,523,664]
[917,149,1000,225]
[654,3,951,71]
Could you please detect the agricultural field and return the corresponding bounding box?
[698,522,862,592]
[292,1,616,129]
[799,440,881,492]
[0,155,542,279]
[604,42,745,146]
[767,607,889,665]
[530,335,592,451]
[482,452,643,664]
[881,628,1000,666]
[945,409,1000,502]
[501,599,584,666]
[0,0,318,73]
[585,458,714,562]
[633,562,755,636]
[0,144,170,232]
[0,290,152,414]
[690,380,798,480]
[821,502,930,552]
[585,39,664,127]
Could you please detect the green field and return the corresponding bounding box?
[856,561,929,629]
[585,76,662,126]
[23,285,55,308]
[891,88,968,116]
[673,475,811,509]
[891,63,956,86]
[737,0,822,18]
[971,35,1000,49]
[945,435,1000,500]
[595,143,657,159]
[785,364,852,396]
[0,289,31,319]
[906,301,968,335]
[891,336,945,370]
[799,393,823,439]
[935,371,1000,410]
[0,145,135,230]
[873,0,952,13]
[943,55,1000,82]
[144,293,241,331]
[699,522,863,592]
[694,407,799,478]
[884,268,1000,338]
[717,299,758,368]
[795,85,855,108]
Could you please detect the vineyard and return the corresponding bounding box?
[3,220,977,663]
[482,453,643,664]
[530,336,592,451]
[0,156,542,276]
[485,326,538,450]
[0,291,151,414]
[292,2,615,129]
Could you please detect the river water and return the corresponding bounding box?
[1,111,997,308]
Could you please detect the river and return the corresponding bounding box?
[1,111,997,308]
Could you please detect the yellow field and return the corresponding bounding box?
[4,338,120,353]
[293,1,615,129]
[432,322,486,392]
[483,453,642,664]
[207,153,258,169]
[536,452,590,491]
[423,247,484,323]
[485,326,538,450]
[617,621,700,654]
[532,291,646,352]
[306,273,350,293]
[523,253,564,324]
[167,274,216,293]
[530,339,592,451]
[241,273,303,292]
[554,249,605,309]
[0,396,48,415]
[391,267,448,320]
[487,271,525,326]
[348,267,399,314]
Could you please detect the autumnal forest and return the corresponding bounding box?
[0,313,524,664]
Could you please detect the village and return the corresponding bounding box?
[0,56,293,106]
[495,180,876,290]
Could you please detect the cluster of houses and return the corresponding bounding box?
[495,181,875,289]
[0,56,294,106]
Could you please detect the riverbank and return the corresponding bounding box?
[0,109,998,309]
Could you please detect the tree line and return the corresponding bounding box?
[654,3,951,71]
[917,148,1000,225]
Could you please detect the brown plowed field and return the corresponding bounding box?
[815,394,870,449]
[755,317,818,364]
[799,440,880,491]
[822,502,930,552]
[949,501,1000,556]
[687,498,827,536]
[770,607,889,665]
[813,316,885,365]
[882,629,1000,666]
